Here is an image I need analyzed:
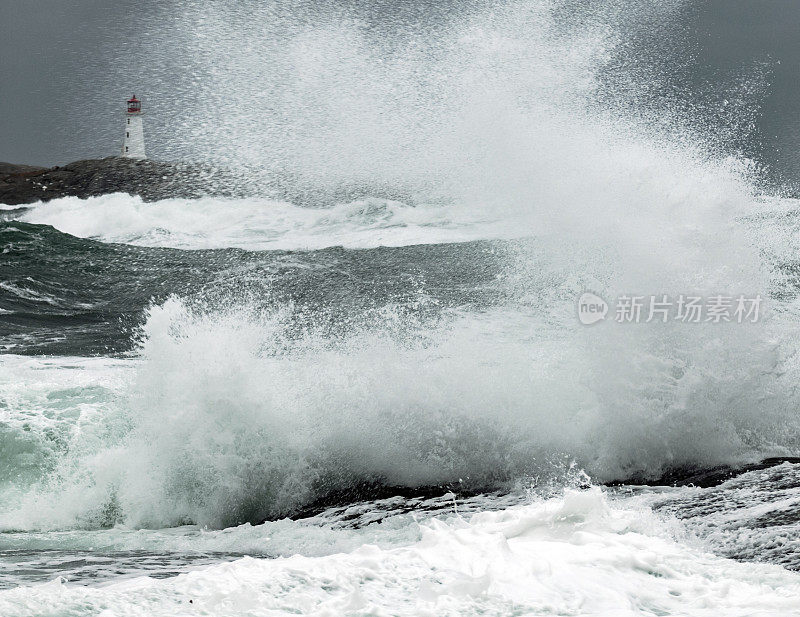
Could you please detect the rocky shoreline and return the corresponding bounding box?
[0,157,250,206]
[0,157,416,207]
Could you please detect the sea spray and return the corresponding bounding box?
[3,0,800,535]
[3,286,800,531]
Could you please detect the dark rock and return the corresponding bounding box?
[0,157,245,206]
[606,457,800,489]
[0,157,415,207]
[0,162,47,175]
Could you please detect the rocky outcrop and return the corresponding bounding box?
[0,157,413,207]
[0,162,47,176]
[0,157,245,206]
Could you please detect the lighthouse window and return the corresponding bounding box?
[127,118,130,125]
[125,146,129,152]
[126,132,129,137]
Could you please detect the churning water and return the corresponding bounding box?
[4,0,800,614]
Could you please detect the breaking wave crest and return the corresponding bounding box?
[4,0,800,538]
[16,194,505,251]
[3,286,800,532]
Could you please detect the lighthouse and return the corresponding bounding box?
[122,95,146,159]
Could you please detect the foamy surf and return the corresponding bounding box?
[5,0,800,613]
[15,194,514,251]
[3,293,800,534]
[1,489,799,616]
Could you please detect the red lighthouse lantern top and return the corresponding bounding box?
[127,95,141,113]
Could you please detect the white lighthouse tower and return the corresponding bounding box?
[122,95,146,159]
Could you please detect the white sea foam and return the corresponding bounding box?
[2,294,800,533]
[0,355,132,489]
[4,0,800,610]
[1,489,799,616]
[2,0,797,540]
[18,193,513,251]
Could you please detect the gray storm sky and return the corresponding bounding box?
[1,0,799,187]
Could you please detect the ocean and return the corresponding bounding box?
[4,1,800,615]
